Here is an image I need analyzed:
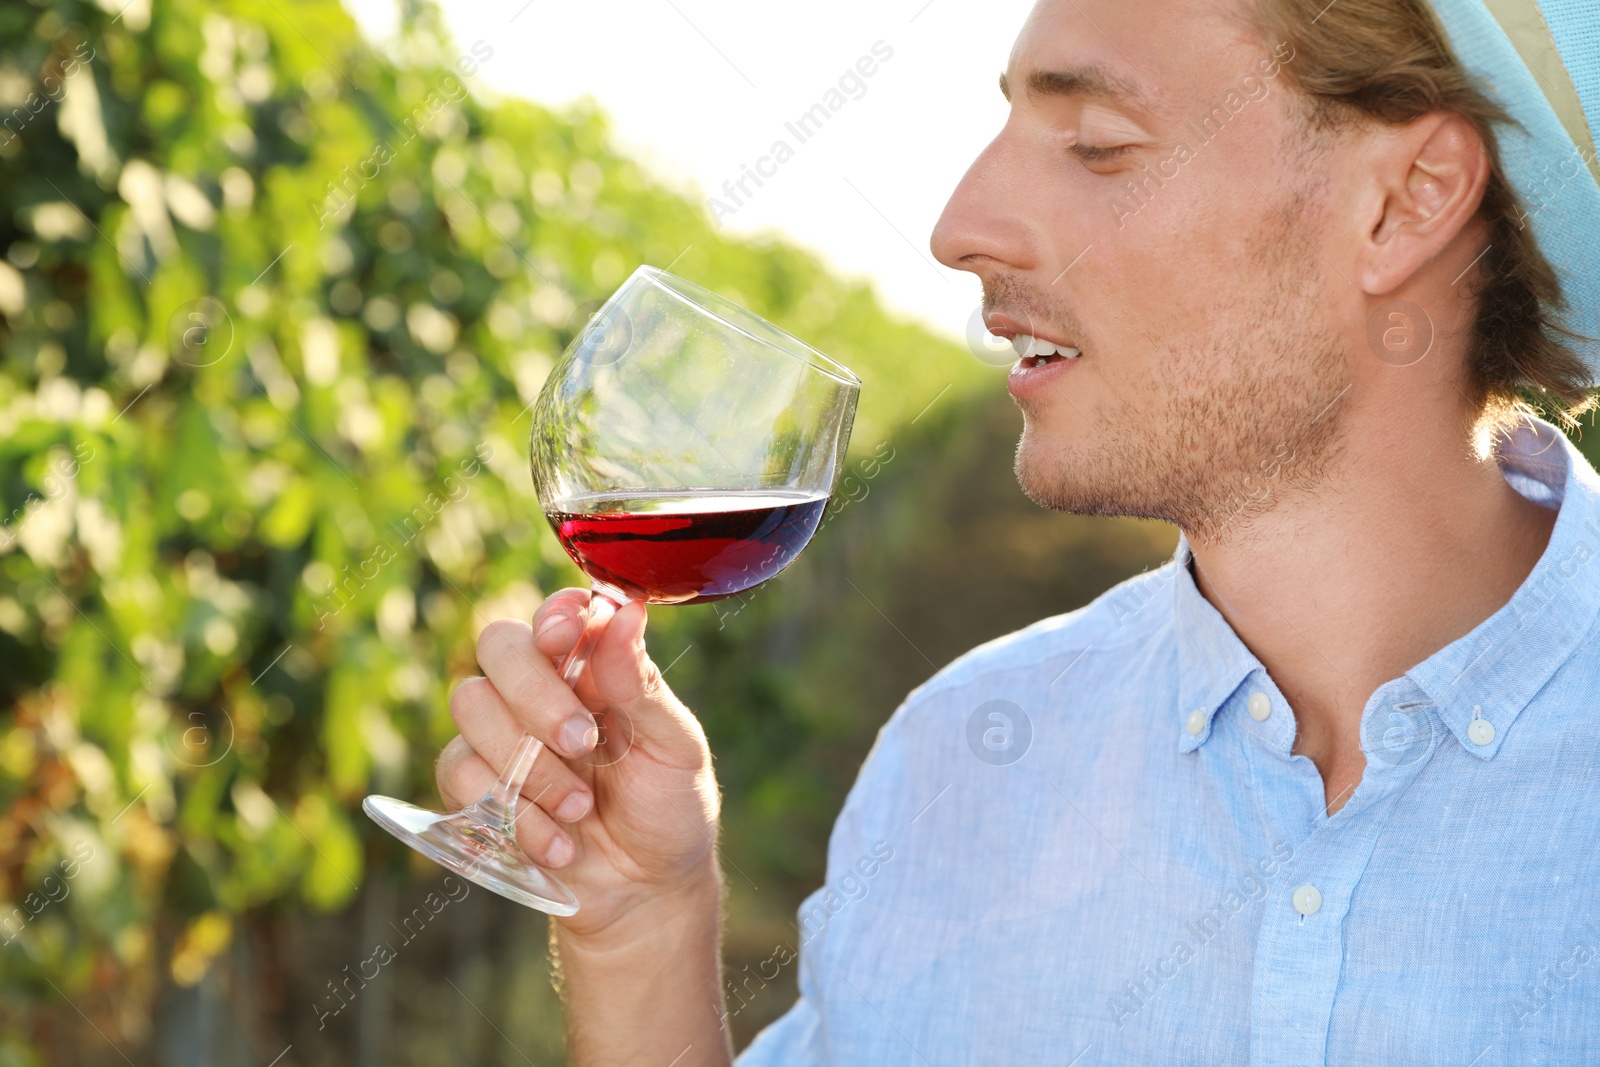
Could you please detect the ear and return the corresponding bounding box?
[1358,111,1490,296]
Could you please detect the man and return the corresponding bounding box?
[436,0,1600,1061]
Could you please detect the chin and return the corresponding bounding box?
[1013,425,1095,513]
[1012,421,1171,521]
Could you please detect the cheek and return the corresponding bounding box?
[1092,186,1263,349]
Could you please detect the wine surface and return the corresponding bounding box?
[546,489,828,604]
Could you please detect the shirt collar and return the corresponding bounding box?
[1172,541,1258,753]
[1407,415,1600,759]
[1171,414,1600,758]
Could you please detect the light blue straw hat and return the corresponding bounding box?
[1424,0,1600,375]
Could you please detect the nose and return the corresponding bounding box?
[930,128,1045,284]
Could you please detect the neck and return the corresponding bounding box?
[1185,397,1557,803]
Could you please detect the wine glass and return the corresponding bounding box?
[363,264,861,914]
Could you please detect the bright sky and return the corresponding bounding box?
[340,0,1037,348]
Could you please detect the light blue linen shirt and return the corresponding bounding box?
[740,414,1600,1066]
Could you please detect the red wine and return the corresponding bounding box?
[546,489,829,604]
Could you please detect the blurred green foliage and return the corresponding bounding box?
[0,0,1027,1061]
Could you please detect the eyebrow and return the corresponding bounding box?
[998,65,1149,107]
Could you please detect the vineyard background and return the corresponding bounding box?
[5,1,1574,1063]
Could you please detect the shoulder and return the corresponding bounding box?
[891,559,1180,727]
[788,559,1186,1018]
[826,559,1180,805]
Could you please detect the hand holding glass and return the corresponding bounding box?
[363,265,860,914]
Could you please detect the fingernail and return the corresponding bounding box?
[559,714,599,757]
[544,834,573,867]
[555,791,591,822]
[536,611,568,638]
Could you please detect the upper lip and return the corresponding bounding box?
[982,312,1079,351]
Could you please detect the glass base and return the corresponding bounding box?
[363,794,580,916]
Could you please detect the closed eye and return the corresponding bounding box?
[1069,142,1133,163]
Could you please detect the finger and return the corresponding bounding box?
[438,743,576,868]
[476,617,601,760]
[531,588,595,662]
[533,589,625,713]
[436,734,477,810]
[585,600,708,767]
[449,677,594,822]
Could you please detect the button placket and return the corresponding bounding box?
[1291,884,1322,917]
[1247,748,1421,1067]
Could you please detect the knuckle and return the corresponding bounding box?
[439,737,467,769]
[435,737,469,794]
[499,673,550,721]
[638,659,665,699]
[447,676,488,725]
[476,617,529,660]
[537,588,586,619]
[516,819,557,858]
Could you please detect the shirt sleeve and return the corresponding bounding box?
[736,862,858,1064]
[734,678,932,1066]
[735,984,827,1064]
[735,811,873,1064]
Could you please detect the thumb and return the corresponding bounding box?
[586,601,707,764]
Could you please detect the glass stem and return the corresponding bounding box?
[468,585,628,837]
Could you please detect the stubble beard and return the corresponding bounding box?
[1011,197,1351,544]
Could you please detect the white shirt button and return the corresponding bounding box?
[1186,709,1207,736]
[1248,692,1271,721]
[1292,884,1322,916]
[1468,718,1495,746]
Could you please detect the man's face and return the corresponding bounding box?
[931,0,1354,537]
